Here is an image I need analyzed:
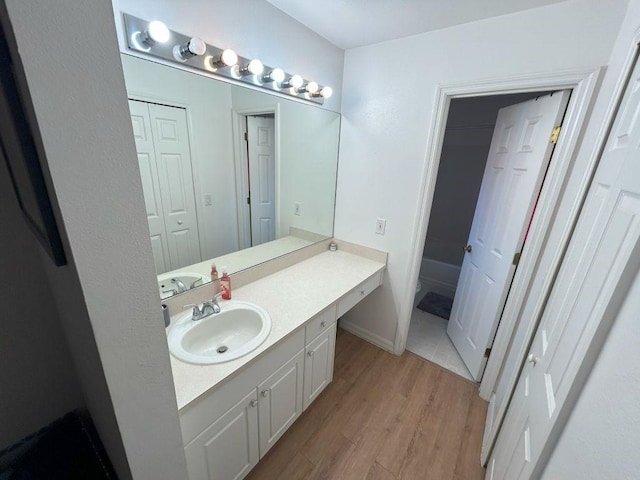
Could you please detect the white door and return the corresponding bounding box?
[257,349,304,457]
[487,58,640,479]
[184,389,259,480]
[247,115,276,246]
[447,91,571,381]
[128,100,171,274]
[148,103,201,270]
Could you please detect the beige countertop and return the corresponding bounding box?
[168,249,385,410]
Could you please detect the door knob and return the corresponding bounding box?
[527,353,540,366]
[307,350,314,357]
[177,220,183,225]
[261,390,269,398]
[250,399,258,408]
[462,245,472,253]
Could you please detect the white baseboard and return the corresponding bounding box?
[338,318,395,353]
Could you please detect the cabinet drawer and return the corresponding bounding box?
[305,305,337,344]
[337,270,382,318]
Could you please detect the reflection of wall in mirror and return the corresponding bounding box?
[231,87,340,239]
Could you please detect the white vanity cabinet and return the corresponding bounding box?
[180,330,305,480]
[257,349,304,456]
[184,389,259,480]
[303,306,337,410]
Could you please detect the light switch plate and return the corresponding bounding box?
[375,218,386,235]
[294,202,302,216]
[203,194,213,206]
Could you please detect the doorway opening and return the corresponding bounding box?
[233,108,278,250]
[407,91,568,382]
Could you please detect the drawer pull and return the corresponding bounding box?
[320,321,327,328]
[308,350,314,357]
[360,290,365,295]
[250,399,258,408]
[261,390,269,397]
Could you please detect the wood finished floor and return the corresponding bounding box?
[247,327,488,480]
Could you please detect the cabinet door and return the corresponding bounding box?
[257,349,304,457]
[303,323,336,411]
[184,389,259,480]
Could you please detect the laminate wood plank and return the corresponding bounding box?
[453,388,489,480]
[365,462,396,480]
[304,432,356,480]
[340,351,410,442]
[338,392,406,479]
[301,348,388,464]
[397,372,476,480]
[333,339,380,385]
[375,360,440,475]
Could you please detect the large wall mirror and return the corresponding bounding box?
[120,54,340,299]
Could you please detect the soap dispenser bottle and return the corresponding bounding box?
[210,263,219,282]
[221,267,231,300]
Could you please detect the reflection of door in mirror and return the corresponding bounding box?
[128,99,201,274]
[246,115,276,247]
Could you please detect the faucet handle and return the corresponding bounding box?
[183,303,202,320]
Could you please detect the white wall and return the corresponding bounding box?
[540,266,640,478]
[335,0,628,348]
[5,1,188,479]
[111,0,344,112]
[0,154,82,450]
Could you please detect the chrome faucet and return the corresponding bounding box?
[171,278,188,293]
[184,293,224,321]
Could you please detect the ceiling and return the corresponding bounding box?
[264,0,569,49]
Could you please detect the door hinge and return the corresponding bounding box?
[247,196,251,205]
[512,252,521,266]
[550,125,561,144]
[484,348,492,358]
[244,132,248,141]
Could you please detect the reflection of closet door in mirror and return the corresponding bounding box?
[128,100,201,273]
[247,115,276,247]
[129,100,171,274]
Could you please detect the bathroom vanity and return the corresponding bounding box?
[166,245,386,480]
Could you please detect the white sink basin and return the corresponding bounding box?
[167,301,272,365]
[158,272,209,299]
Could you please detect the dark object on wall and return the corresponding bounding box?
[0,4,66,266]
[0,410,118,479]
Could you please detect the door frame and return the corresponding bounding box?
[231,105,281,249]
[396,67,603,392]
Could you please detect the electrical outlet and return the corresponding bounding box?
[203,194,213,206]
[294,202,302,216]
[375,218,387,235]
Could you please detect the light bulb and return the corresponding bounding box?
[241,59,264,76]
[321,86,333,98]
[306,82,319,94]
[146,21,170,44]
[174,37,206,60]
[287,74,303,89]
[263,68,285,83]
[210,49,238,68]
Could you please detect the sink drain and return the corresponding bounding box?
[217,346,228,354]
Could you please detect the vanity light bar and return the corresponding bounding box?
[123,13,330,105]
